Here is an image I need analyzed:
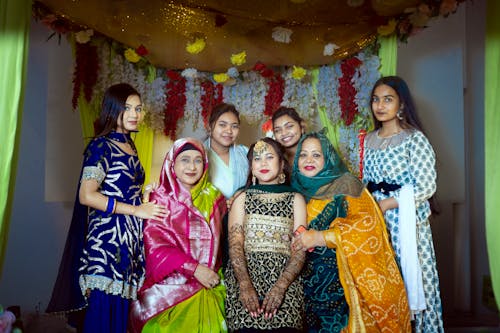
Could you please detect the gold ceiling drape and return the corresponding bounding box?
[35,0,421,71]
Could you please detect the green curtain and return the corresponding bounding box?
[485,0,500,310]
[378,35,398,77]
[0,0,31,275]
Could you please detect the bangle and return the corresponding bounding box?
[105,197,116,215]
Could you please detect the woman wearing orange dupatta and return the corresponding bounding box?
[291,131,410,333]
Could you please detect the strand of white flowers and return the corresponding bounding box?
[281,68,316,120]
[317,63,341,122]
[352,52,381,129]
[142,74,167,133]
[183,77,203,131]
[338,125,362,175]
[223,71,266,124]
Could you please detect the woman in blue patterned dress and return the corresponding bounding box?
[47,83,167,333]
[362,76,444,332]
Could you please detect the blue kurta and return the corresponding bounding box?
[78,136,145,299]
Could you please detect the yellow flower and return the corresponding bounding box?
[124,48,141,63]
[377,19,397,36]
[230,51,247,66]
[291,66,307,80]
[213,73,229,83]
[186,38,206,54]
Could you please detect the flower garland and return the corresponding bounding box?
[164,70,186,139]
[222,71,266,124]
[357,129,367,179]
[352,52,380,129]
[72,42,99,109]
[253,62,285,117]
[338,56,362,126]
[281,67,316,120]
[183,72,204,131]
[316,63,342,120]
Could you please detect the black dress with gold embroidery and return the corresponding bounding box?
[225,186,304,331]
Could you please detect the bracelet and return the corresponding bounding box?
[105,197,116,215]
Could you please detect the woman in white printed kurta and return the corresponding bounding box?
[363,76,444,333]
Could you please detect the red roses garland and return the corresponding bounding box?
[164,70,186,139]
[200,81,223,127]
[253,62,284,117]
[72,42,99,109]
[357,129,367,180]
[338,57,362,126]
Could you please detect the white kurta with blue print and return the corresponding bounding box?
[363,128,444,333]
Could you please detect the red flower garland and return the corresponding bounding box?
[253,62,284,117]
[164,70,186,139]
[338,57,362,126]
[200,81,224,127]
[72,42,99,109]
[357,129,367,180]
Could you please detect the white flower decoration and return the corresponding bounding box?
[227,67,239,78]
[181,68,198,79]
[272,27,293,44]
[75,29,94,44]
[323,43,339,56]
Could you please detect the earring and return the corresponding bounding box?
[397,110,404,120]
[278,173,286,184]
[252,175,257,186]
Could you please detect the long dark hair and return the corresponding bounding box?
[371,76,439,214]
[245,137,290,186]
[371,76,426,134]
[95,83,141,137]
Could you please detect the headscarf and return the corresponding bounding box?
[292,131,358,201]
[131,138,226,332]
[152,137,220,221]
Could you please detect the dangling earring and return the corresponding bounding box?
[252,175,257,186]
[278,173,286,184]
[397,109,404,120]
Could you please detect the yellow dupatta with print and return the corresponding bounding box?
[308,188,411,332]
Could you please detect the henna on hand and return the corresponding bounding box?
[229,223,261,316]
[262,244,305,317]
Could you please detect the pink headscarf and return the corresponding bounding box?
[130,137,226,332]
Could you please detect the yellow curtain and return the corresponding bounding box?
[0,0,31,275]
[132,124,154,186]
[485,0,500,310]
[378,35,398,77]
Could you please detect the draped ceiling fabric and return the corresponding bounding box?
[35,0,419,72]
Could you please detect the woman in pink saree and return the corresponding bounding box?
[130,138,227,332]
